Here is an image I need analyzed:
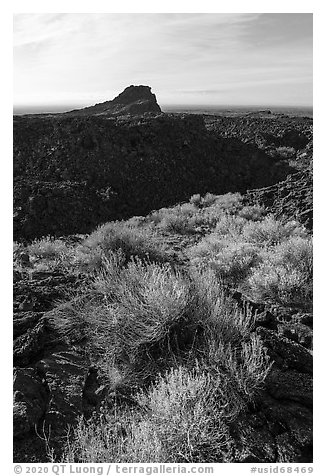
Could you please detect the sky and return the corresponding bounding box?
[13,13,313,109]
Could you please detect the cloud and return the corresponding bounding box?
[13,13,312,107]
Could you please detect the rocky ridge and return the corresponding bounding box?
[14,112,294,241]
[204,114,312,151]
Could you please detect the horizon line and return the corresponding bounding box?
[13,103,313,114]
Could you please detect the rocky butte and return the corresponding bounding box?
[65,84,162,116]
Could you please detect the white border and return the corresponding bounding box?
[3,2,322,473]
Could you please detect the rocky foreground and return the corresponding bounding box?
[13,245,312,462]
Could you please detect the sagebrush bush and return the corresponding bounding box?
[188,232,261,286]
[189,193,202,207]
[94,257,192,357]
[149,204,200,234]
[52,254,194,383]
[61,406,161,463]
[27,237,69,259]
[62,335,270,463]
[83,222,170,266]
[200,192,219,207]
[52,251,272,464]
[135,365,234,462]
[158,213,193,234]
[146,193,245,235]
[189,267,252,343]
[62,366,232,463]
[275,146,296,159]
[213,215,248,238]
[238,204,266,221]
[242,217,307,246]
[51,255,257,382]
[208,192,243,211]
[188,212,311,300]
[208,243,261,285]
[247,236,312,306]
[204,335,271,405]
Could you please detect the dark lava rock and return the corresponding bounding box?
[14,318,48,366]
[13,367,47,438]
[231,291,278,330]
[230,323,313,463]
[13,271,84,314]
[13,271,87,367]
[256,327,312,374]
[294,312,313,327]
[13,112,294,241]
[13,267,93,457]
[264,368,312,407]
[14,179,118,241]
[205,114,312,152]
[13,312,43,339]
[277,322,313,349]
[35,350,90,435]
[245,168,313,229]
